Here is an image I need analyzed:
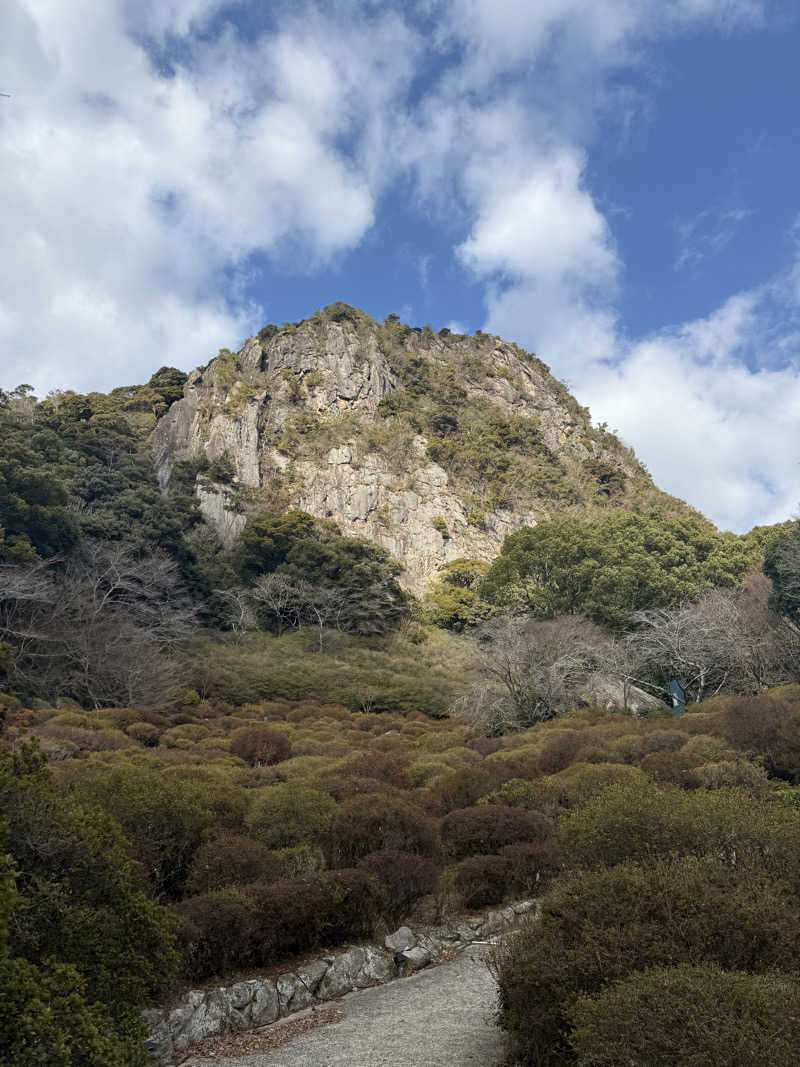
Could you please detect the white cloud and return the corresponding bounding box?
[0,1,418,394]
[579,290,800,532]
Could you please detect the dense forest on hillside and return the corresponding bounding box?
[4,330,800,1065]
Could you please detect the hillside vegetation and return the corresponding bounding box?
[3,311,800,1065]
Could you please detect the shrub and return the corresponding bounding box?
[0,953,140,1067]
[568,964,800,1067]
[639,728,690,755]
[452,855,509,908]
[535,730,584,774]
[429,765,503,813]
[358,850,439,922]
[71,765,246,900]
[253,869,384,962]
[721,690,800,781]
[185,835,281,895]
[501,840,560,894]
[177,887,259,980]
[336,751,410,789]
[639,749,702,787]
[329,795,438,866]
[230,726,292,767]
[126,721,161,747]
[694,759,770,794]
[494,855,800,1066]
[559,781,800,887]
[441,805,552,860]
[559,780,706,870]
[2,748,178,1030]
[246,784,337,850]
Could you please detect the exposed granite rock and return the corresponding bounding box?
[152,307,657,592]
[402,945,432,970]
[385,926,416,953]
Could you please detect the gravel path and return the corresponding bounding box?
[184,944,505,1067]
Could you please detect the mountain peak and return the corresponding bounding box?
[153,305,693,590]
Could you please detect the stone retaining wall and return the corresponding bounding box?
[144,900,535,1064]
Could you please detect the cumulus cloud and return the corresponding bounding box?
[580,289,800,532]
[0,0,418,393]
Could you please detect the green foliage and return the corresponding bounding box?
[190,630,462,717]
[431,515,450,538]
[70,764,245,901]
[0,745,176,1053]
[495,855,800,1066]
[0,382,203,570]
[415,574,494,631]
[0,953,142,1067]
[763,522,800,621]
[569,964,800,1067]
[483,513,755,626]
[246,784,337,850]
[236,510,317,578]
[560,780,800,892]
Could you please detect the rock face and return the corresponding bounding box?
[153,305,664,590]
[142,899,536,1064]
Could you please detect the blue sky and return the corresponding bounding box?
[1,0,799,533]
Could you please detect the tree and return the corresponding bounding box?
[0,745,177,1048]
[482,514,753,628]
[0,541,193,708]
[453,615,609,732]
[248,572,300,635]
[764,523,800,623]
[627,583,798,704]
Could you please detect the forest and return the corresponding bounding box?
[3,370,800,1065]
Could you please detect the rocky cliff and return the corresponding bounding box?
[153,304,686,590]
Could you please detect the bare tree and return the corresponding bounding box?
[627,581,799,704]
[247,573,301,636]
[215,587,257,639]
[0,542,193,709]
[453,615,610,733]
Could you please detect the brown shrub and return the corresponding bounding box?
[230,726,292,767]
[252,869,385,959]
[357,850,439,922]
[722,690,800,782]
[639,729,690,756]
[501,840,560,894]
[640,750,702,788]
[441,805,553,859]
[177,887,259,979]
[429,765,504,813]
[536,730,584,775]
[329,795,439,866]
[452,855,509,908]
[336,751,410,789]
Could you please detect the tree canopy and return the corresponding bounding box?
[482,513,756,627]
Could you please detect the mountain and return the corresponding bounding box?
[154,303,692,590]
